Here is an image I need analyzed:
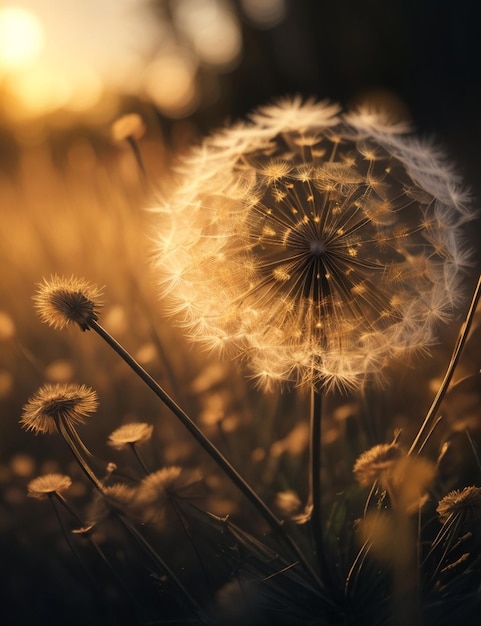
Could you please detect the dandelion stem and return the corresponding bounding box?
[409,274,481,455]
[126,136,147,181]
[88,318,323,588]
[54,493,140,611]
[115,512,211,624]
[309,386,330,580]
[56,418,104,492]
[309,387,322,552]
[129,442,150,475]
[49,494,106,604]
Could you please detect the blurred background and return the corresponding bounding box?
[1,0,481,624]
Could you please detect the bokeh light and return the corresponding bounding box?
[172,0,242,69]
[240,0,287,28]
[0,5,45,71]
[143,48,199,118]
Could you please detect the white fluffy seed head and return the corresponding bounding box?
[152,96,476,392]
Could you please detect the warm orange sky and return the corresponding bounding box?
[0,0,269,120]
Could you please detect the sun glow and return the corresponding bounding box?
[0,5,45,71]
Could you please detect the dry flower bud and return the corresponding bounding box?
[28,473,72,499]
[437,486,481,524]
[34,275,103,331]
[20,383,99,435]
[353,443,404,488]
[107,422,154,450]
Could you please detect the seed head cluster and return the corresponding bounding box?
[154,96,474,391]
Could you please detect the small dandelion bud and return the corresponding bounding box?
[353,443,404,488]
[437,486,481,524]
[111,113,146,143]
[34,275,103,331]
[27,473,72,499]
[20,383,99,435]
[107,422,154,450]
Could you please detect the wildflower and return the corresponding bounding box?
[107,422,154,450]
[34,275,102,331]
[437,486,481,524]
[28,473,72,499]
[353,443,403,488]
[153,97,474,391]
[111,113,146,143]
[20,383,99,434]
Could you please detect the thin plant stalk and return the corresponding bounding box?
[54,492,140,610]
[129,442,150,475]
[50,494,96,586]
[56,417,104,492]
[309,385,325,577]
[115,511,211,625]
[88,317,323,589]
[409,274,481,455]
[126,136,147,181]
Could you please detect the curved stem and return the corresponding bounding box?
[409,274,481,455]
[57,418,104,491]
[88,318,322,588]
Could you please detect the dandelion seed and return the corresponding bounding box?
[153,96,474,391]
[107,422,154,450]
[353,443,404,488]
[20,383,99,434]
[437,486,481,524]
[34,276,102,331]
[28,473,72,499]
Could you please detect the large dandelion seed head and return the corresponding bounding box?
[153,97,475,391]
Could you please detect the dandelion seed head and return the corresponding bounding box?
[107,422,154,450]
[353,443,404,488]
[153,96,475,391]
[136,466,201,525]
[88,484,137,523]
[437,486,481,524]
[34,275,103,331]
[20,383,99,435]
[28,473,72,499]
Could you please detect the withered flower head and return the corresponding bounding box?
[88,483,137,523]
[28,473,72,499]
[34,275,103,331]
[437,486,481,524]
[353,443,404,487]
[153,96,474,391]
[20,383,99,435]
[135,466,201,525]
[107,422,154,450]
